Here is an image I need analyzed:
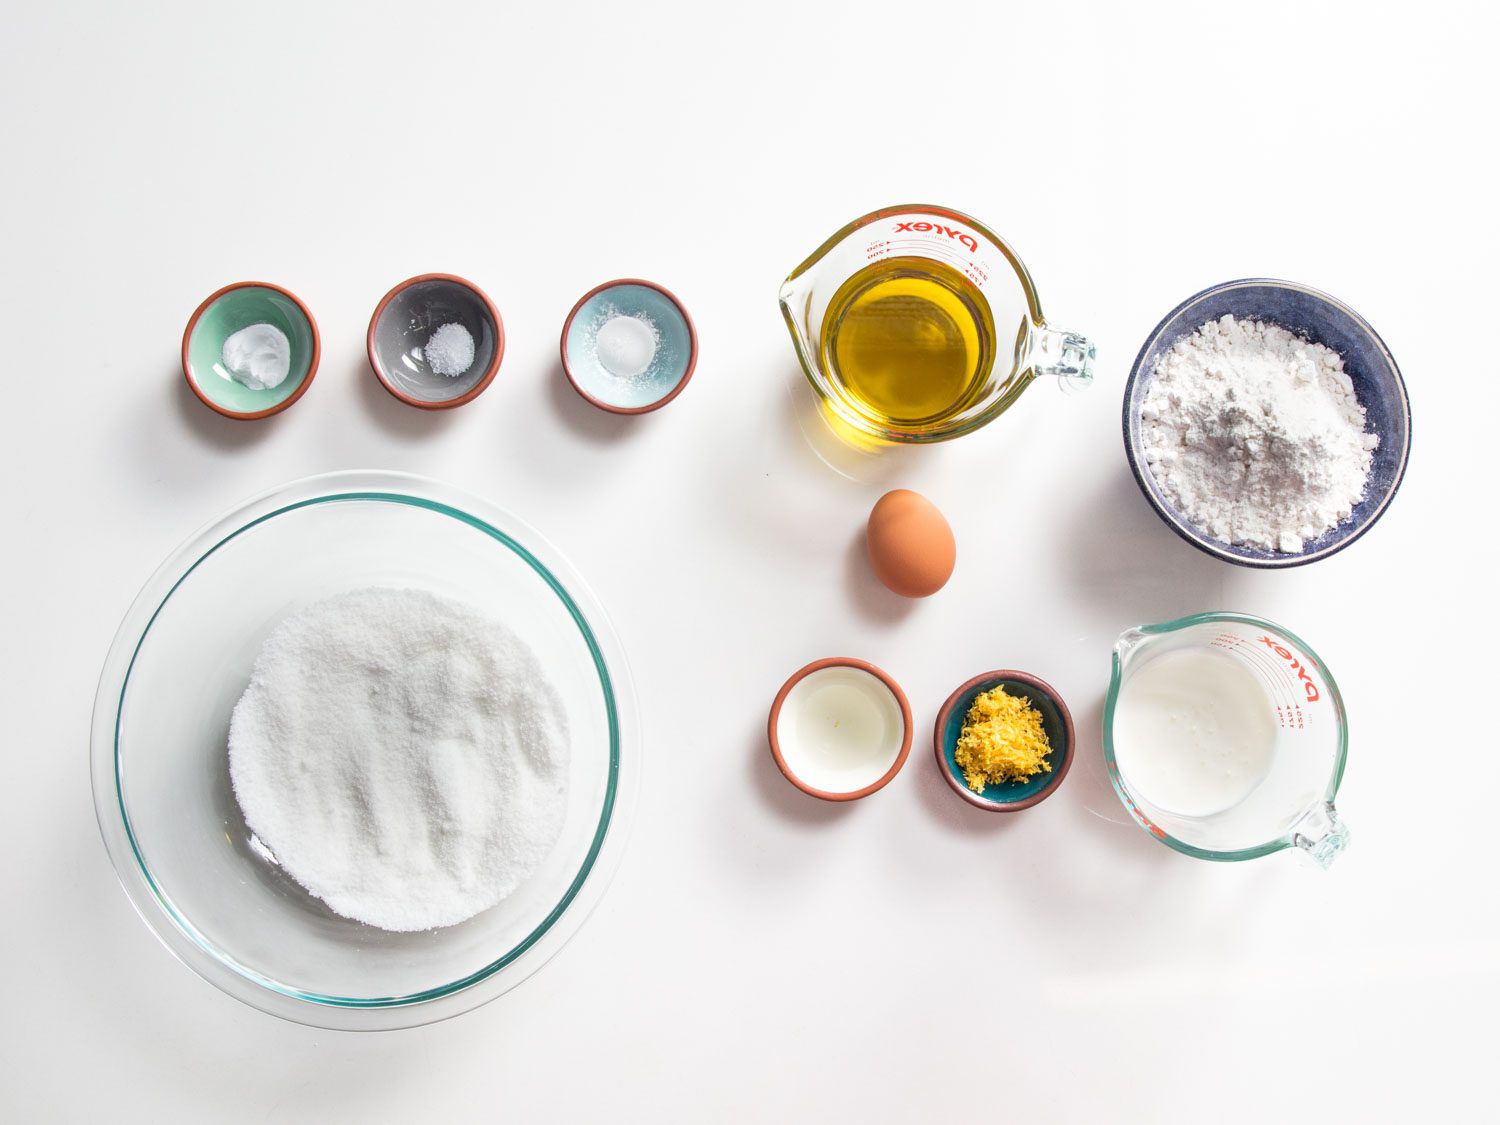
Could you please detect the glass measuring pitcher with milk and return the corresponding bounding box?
[779,204,1095,444]
[1103,613,1351,868]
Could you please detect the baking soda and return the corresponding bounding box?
[221,323,291,390]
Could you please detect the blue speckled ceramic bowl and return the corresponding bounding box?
[1123,279,1411,568]
[560,279,696,414]
[933,671,1074,812]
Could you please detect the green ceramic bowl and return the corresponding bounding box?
[933,670,1074,811]
[182,282,320,419]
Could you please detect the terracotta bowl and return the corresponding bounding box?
[367,273,503,409]
[560,279,696,415]
[768,658,912,802]
[933,670,1074,811]
[182,281,319,420]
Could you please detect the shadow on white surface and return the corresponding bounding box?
[1019,691,1200,924]
[1061,467,1240,623]
[841,526,917,626]
[353,358,464,442]
[743,723,853,828]
[780,363,944,486]
[909,741,1020,836]
[1067,691,1139,824]
[172,369,277,452]
[545,360,641,444]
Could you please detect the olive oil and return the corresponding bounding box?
[819,256,996,428]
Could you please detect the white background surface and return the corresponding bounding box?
[2,1,1495,1120]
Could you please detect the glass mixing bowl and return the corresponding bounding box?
[89,472,638,1030]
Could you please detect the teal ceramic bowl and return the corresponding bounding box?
[933,670,1074,811]
[560,279,697,414]
[182,282,320,419]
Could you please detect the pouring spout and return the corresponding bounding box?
[1291,801,1351,869]
[1113,626,1153,663]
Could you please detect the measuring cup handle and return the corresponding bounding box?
[1030,326,1096,393]
[1291,801,1351,869]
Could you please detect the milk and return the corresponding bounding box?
[777,666,904,794]
[1112,647,1277,818]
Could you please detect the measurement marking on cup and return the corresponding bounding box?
[1214,632,1307,730]
[858,238,993,287]
[879,241,988,282]
[1257,635,1322,703]
[1244,647,1300,724]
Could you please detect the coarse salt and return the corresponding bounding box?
[423,321,476,377]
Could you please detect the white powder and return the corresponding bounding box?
[221,323,292,390]
[422,322,475,377]
[227,587,570,932]
[592,310,659,379]
[1140,315,1378,553]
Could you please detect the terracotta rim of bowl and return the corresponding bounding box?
[933,670,1075,811]
[767,657,913,802]
[181,281,321,421]
[559,278,698,416]
[366,273,505,410]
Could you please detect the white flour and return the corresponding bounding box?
[228,586,569,932]
[1140,315,1378,552]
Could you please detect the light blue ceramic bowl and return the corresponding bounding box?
[560,279,696,414]
[1124,279,1411,568]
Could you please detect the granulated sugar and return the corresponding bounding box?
[1141,315,1378,553]
[227,586,569,932]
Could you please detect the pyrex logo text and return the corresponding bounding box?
[894,221,978,254]
[1259,636,1321,703]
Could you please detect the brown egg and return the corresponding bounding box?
[866,489,956,598]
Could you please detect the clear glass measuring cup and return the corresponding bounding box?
[1103,612,1351,868]
[779,204,1095,445]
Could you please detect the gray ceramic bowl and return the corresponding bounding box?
[1123,279,1411,568]
[367,274,503,409]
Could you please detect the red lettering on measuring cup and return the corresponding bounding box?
[938,226,979,253]
[891,221,980,254]
[1258,636,1322,703]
